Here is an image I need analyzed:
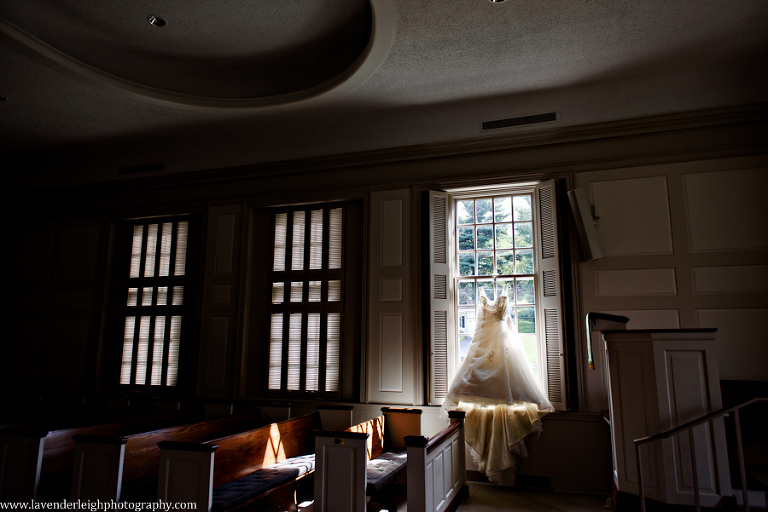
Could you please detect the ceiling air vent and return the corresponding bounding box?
[482,112,557,131]
[119,162,164,175]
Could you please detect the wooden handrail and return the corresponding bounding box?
[634,397,767,512]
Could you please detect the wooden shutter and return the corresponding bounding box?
[535,180,567,411]
[428,191,454,405]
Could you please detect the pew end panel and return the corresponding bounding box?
[314,430,369,512]
[405,410,468,512]
[0,429,46,500]
[157,442,217,511]
[70,435,127,501]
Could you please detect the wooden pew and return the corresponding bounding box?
[70,408,283,501]
[313,407,423,512]
[405,410,468,512]
[0,407,203,501]
[157,412,323,512]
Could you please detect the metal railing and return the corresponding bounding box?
[633,397,766,512]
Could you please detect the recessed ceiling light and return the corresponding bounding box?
[490,0,506,3]
[147,15,166,27]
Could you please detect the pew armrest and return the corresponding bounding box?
[405,411,467,512]
[314,430,369,512]
[70,435,128,501]
[0,430,46,500]
[157,441,217,512]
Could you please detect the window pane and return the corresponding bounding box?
[328,208,343,269]
[326,313,341,392]
[292,211,306,271]
[458,227,474,251]
[476,199,493,223]
[308,281,322,302]
[272,282,285,304]
[496,251,515,275]
[174,221,188,276]
[328,280,341,302]
[135,316,151,385]
[310,210,323,270]
[142,287,153,306]
[459,335,472,363]
[458,281,475,306]
[159,223,173,277]
[477,279,494,301]
[459,253,475,276]
[120,317,136,385]
[457,200,474,225]
[516,250,533,274]
[476,225,493,249]
[495,224,513,249]
[306,314,320,391]
[290,281,304,303]
[157,286,168,306]
[167,316,181,386]
[130,226,144,278]
[516,277,535,304]
[144,224,158,277]
[496,278,513,298]
[515,222,533,248]
[494,197,512,222]
[517,306,536,334]
[477,252,494,275]
[273,213,287,271]
[268,314,283,389]
[151,317,166,386]
[458,308,475,335]
[287,313,302,390]
[514,195,532,221]
[172,286,184,305]
[127,288,138,307]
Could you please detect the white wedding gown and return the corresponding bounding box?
[442,291,553,484]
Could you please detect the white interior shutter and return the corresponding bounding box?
[428,191,455,405]
[535,180,568,411]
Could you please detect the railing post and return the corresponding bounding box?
[734,409,750,512]
[689,428,700,512]
[636,444,647,512]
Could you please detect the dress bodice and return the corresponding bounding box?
[479,293,508,322]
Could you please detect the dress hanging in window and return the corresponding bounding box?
[442,290,553,485]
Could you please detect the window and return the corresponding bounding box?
[266,204,347,398]
[428,180,567,410]
[455,193,539,373]
[119,216,195,387]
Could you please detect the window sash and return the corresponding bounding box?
[120,218,190,388]
[267,205,345,398]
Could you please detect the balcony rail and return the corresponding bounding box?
[633,397,767,512]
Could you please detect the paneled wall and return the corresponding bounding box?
[575,155,768,412]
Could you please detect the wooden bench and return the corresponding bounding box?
[69,407,288,501]
[405,410,468,512]
[0,407,203,501]
[157,412,325,512]
[313,407,424,512]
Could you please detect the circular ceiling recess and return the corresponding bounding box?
[0,0,393,109]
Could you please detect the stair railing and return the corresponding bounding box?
[633,397,766,512]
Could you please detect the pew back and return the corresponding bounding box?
[209,412,321,488]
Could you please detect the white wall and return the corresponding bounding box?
[575,155,768,412]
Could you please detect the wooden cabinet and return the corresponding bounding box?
[603,329,731,507]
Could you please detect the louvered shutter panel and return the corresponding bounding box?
[535,180,567,411]
[428,191,454,405]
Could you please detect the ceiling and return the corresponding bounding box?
[2,0,767,189]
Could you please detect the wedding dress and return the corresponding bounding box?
[442,290,553,484]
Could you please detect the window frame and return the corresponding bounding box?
[111,213,202,393]
[251,200,364,402]
[427,179,568,410]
